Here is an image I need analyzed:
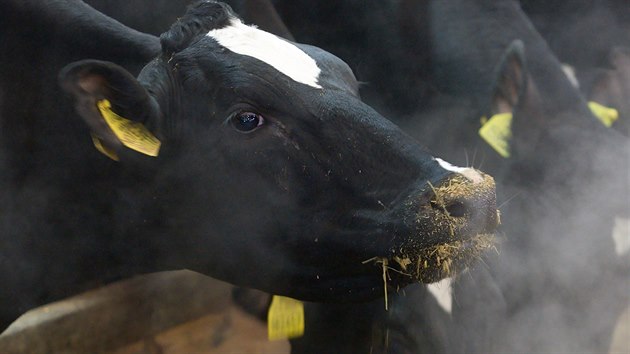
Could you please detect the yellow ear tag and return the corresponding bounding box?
[588,101,619,128]
[267,295,304,340]
[478,112,513,158]
[96,99,161,157]
[91,133,120,161]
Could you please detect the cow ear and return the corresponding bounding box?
[587,69,619,106]
[481,40,545,160]
[479,40,530,159]
[610,46,630,73]
[59,60,162,161]
[489,40,527,115]
[586,47,630,135]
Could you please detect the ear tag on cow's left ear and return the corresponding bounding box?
[267,295,304,340]
[479,113,513,158]
[588,101,619,128]
[96,99,161,157]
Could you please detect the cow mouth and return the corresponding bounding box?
[366,172,499,287]
[282,171,498,302]
[387,233,497,283]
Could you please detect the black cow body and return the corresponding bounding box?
[521,0,630,71]
[0,0,498,331]
[0,0,161,328]
[520,0,630,138]
[423,1,630,352]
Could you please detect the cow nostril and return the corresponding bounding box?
[445,201,467,217]
[431,199,468,217]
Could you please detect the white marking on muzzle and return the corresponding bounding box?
[427,277,453,314]
[434,157,484,184]
[207,18,322,89]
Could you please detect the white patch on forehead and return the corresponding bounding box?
[207,18,322,89]
[434,157,484,184]
[427,277,453,314]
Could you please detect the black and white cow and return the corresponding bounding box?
[0,0,498,330]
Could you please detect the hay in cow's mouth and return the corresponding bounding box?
[394,233,497,283]
[364,233,497,309]
[363,171,498,308]
[402,173,499,283]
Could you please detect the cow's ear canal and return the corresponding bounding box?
[59,59,162,161]
[490,39,527,115]
[478,40,528,159]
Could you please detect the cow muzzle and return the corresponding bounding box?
[374,167,499,285]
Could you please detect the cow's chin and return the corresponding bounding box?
[277,173,499,301]
[285,228,498,303]
[285,232,497,303]
[379,233,497,286]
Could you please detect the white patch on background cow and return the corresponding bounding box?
[561,64,580,88]
[612,216,630,256]
[435,157,483,184]
[207,18,322,89]
[427,277,453,314]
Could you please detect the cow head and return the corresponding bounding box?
[585,46,630,137]
[59,1,498,302]
[485,41,630,213]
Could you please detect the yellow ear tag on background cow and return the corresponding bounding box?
[96,99,161,157]
[588,101,619,128]
[479,113,513,158]
[267,295,304,340]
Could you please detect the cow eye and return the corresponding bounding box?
[231,111,265,133]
